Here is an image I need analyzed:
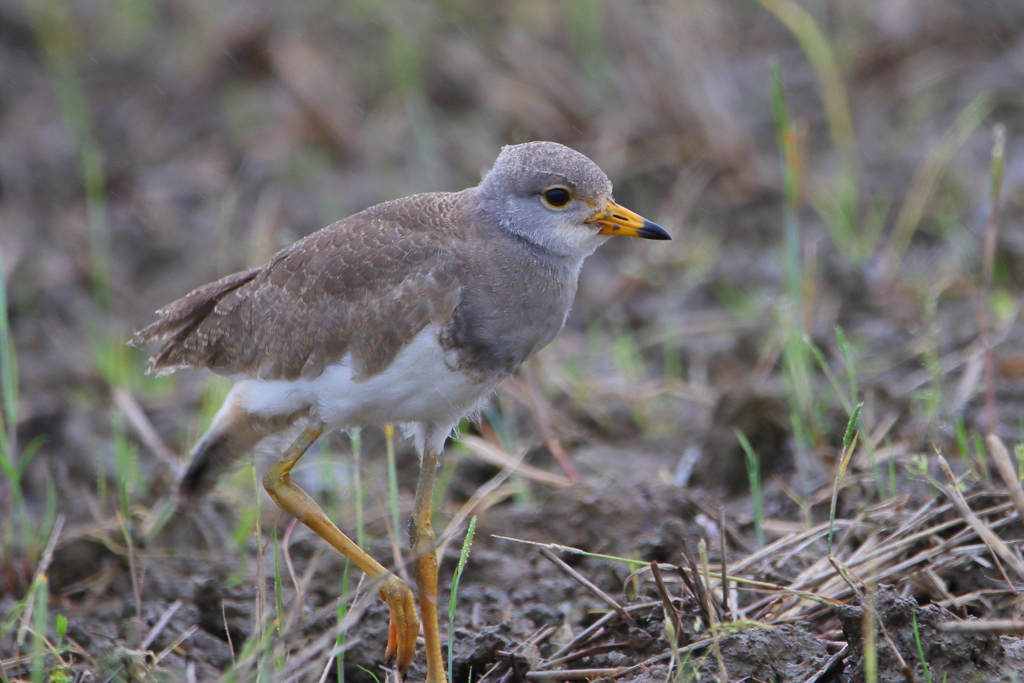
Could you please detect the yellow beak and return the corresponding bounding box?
[585,200,670,240]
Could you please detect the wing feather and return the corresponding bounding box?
[132,193,466,381]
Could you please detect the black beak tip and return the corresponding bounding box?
[638,220,671,240]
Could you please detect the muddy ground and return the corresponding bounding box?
[4,0,1024,681]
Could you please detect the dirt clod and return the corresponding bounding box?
[837,584,1005,682]
[703,624,832,682]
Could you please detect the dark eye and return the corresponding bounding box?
[542,187,571,208]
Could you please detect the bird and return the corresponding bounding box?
[132,141,670,683]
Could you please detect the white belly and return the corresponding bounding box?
[236,325,495,429]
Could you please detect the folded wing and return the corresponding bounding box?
[133,194,465,382]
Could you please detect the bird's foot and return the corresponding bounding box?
[380,574,419,673]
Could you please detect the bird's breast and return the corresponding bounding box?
[440,260,577,379]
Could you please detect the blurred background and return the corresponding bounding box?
[3,0,1024,680]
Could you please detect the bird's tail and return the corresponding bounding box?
[178,422,266,498]
[177,428,254,497]
[177,400,308,499]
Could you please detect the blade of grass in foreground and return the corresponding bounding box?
[448,516,476,682]
[30,576,48,683]
[912,613,933,683]
[863,586,877,683]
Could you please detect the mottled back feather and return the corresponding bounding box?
[133,192,468,381]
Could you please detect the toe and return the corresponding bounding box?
[385,618,398,661]
[380,575,419,672]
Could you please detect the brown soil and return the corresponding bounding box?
[4,1,1024,682]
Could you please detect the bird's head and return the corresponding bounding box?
[475,141,669,259]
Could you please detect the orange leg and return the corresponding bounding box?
[263,421,419,672]
[410,446,448,683]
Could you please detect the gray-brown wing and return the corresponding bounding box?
[133,195,465,381]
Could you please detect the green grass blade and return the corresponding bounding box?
[448,516,477,682]
[0,248,15,456]
[735,431,764,548]
[883,91,994,275]
[834,326,858,408]
[757,0,858,246]
[864,587,877,683]
[843,403,863,451]
[771,64,803,308]
[0,248,19,556]
[24,0,111,307]
[336,560,350,683]
[385,423,401,542]
[30,576,49,683]
[273,528,284,633]
[350,428,365,548]
[912,613,933,683]
[828,403,862,555]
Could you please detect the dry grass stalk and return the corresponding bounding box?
[114,509,145,647]
[521,358,580,481]
[700,539,729,683]
[14,515,64,656]
[484,625,559,681]
[937,620,1024,634]
[981,123,1007,434]
[650,561,682,642]
[281,517,302,597]
[698,483,1024,647]
[539,602,657,666]
[152,625,198,666]
[987,434,1024,523]
[460,435,573,488]
[828,557,913,676]
[539,548,637,628]
[222,602,235,667]
[719,507,731,620]
[139,599,182,651]
[802,644,848,683]
[436,444,529,562]
[543,643,631,669]
[679,538,722,624]
[525,667,628,680]
[113,387,180,473]
[938,456,1024,580]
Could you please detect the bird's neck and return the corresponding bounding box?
[471,189,600,261]
[443,229,584,380]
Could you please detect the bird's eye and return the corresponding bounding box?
[541,187,572,208]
